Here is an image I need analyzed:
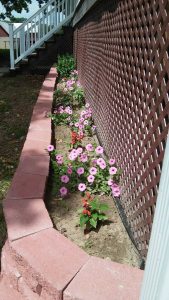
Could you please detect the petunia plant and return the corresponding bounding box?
[48,142,122,199]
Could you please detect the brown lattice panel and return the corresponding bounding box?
[73,0,169,257]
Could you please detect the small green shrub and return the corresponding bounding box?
[57,54,75,79]
[79,193,109,230]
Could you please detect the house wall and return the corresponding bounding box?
[0,26,10,49]
[73,0,169,257]
[0,37,10,49]
[0,25,8,37]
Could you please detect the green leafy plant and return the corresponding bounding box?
[57,54,75,79]
[70,86,85,108]
[50,111,71,126]
[79,193,109,230]
[53,88,72,107]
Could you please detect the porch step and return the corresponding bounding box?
[36,46,46,52]
[27,52,38,59]
[14,26,73,75]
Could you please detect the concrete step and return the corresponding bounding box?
[0,279,23,300]
[64,257,143,300]
[28,52,38,59]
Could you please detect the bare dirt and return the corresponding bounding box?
[47,124,142,268]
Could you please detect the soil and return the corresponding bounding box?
[47,124,142,268]
[0,73,44,256]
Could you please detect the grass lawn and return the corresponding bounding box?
[0,73,44,254]
[0,49,10,66]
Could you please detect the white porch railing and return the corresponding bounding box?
[9,0,78,69]
[140,131,169,300]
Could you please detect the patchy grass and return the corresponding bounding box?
[0,73,44,254]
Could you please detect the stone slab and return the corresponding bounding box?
[17,155,50,176]
[29,117,51,132]
[11,229,89,299]
[0,279,24,300]
[3,198,53,241]
[26,128,51,143]
[7,171,47,199]
[64,256,144,300]
[22,139,49,156]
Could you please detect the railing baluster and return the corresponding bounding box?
[38,14,41,40]
[31,21,33,47]
[42,10,45,37]
[46,6,49,34]
[58,0,60,23]
[49,4,52,31]
[54,0,57,26]
[34,17,37,43]
[70,0,72,14]
[62,0,64,21]
[9,24,15,69]
[16,33,18,59]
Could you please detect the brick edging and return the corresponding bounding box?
[0,67,143,300]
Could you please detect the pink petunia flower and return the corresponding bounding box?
[47,145,54,152]
[109,167,117,175]
[109,158,116,165]
[97,158,105,166]
[92,159,97,166]
[75,122,79,128]
[61,175,69,183]
[77,167,84,175]
[85,103,90,108]
[78,183,86,192]
[108,178,114,186]
[89,167,97,175]
[67,167,72,175]
[95,146,104,154]
[60,187,68,196]
[79,117,85,123]
[112,187,121,197]
[57,158,63,165]
[77,147,83,154]
[99,163,106,170]
[87,175,95,183]
[80,110,86,117]
[69,149,78,161]
[56,154,63,160]
[84,120,89,126]
[85,144,93,152]
[80,153,88,163]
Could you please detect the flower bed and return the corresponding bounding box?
[46,55,141,266]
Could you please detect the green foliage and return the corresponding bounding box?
[53,85,84,111]
[50,111,70,126]
[54,88,72,107]
[79,195,109,230]
[57,54,75,79]
[0,0,47,19]
[71,86,84,108]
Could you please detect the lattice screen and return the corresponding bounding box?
[73,0,169,257]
